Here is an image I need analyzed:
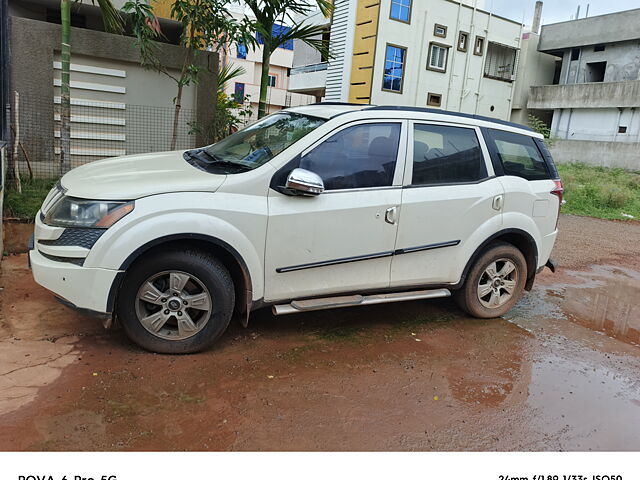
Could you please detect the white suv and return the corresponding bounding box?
[29,104,562,353]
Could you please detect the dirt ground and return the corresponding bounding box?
[0,214,639,451]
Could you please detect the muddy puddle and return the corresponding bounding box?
[546,266,640,347]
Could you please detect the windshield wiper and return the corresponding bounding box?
[184,149,251,171]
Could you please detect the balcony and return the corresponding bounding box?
[288,62,328,96]
[528,81,640,109]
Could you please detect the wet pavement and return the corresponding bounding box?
[0,214,639,451]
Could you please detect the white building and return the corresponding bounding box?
[290,0,530,122]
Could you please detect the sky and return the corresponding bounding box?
[488,0,640,26]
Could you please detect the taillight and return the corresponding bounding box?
[551,179,564,229]
[551,179,564,205]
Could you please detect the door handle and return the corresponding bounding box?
[385,206,397,225]
[492,195,503,211]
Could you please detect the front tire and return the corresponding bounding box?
[116,250,235,354]
[454,241,527,318]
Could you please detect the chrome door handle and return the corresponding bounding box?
[492,195,503,211]
[385,206,397,224]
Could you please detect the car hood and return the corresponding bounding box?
[60,150,226,200]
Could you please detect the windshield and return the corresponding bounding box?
[184,112,325,174]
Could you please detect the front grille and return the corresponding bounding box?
[39,228,105,249]
[40,252,85,266]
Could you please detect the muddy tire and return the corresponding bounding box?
[454,241,527,319]
[116,250,234,354]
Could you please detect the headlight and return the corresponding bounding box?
[44,197,134,228]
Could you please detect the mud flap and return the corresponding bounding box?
[545,258,557,273]
[240,290,252,328]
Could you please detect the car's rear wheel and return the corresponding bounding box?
[116,250,234,354]
[454,241,527,318]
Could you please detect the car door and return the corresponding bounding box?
[390,120,504,287]
[264,120,407,302]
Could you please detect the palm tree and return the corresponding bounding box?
[243,0,332,119]
[59,0,123,174]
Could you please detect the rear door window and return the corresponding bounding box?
[300,122,401,190]
[411,123,487,185]
[483,129,551,180]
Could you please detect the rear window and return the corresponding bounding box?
[483,129,551,181]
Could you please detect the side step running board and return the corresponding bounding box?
[272,288,451,316]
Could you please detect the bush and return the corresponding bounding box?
[598,184,631,209]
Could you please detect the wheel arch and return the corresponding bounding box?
[454,228,539,291]
[107,234,254,323]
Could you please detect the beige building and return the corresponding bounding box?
[221,12,316,122]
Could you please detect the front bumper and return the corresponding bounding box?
[28,239,122,314]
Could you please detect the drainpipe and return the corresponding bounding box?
[414,8,429,106]
[474,8,491,114]
[507,19,524,121]
[444,1,462,110]
[458,0,477,111]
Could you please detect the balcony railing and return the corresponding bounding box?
[290,62,329,75]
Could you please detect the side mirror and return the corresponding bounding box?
[284,168,324,196]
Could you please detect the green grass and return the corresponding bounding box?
[3,179,56,221]
[557,163,640,221]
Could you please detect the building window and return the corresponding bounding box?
[570,48,580,61]
[237,43,247,59]
[382,44,407,93]
[594,44,605,52]
[427,43,449,73]
[618,126,628,134]
[268,75,277,87]
[484,42,518,82]
[434,24,447,38]
[586,61,606,82]
[234,82,245,102]
[474,36,485,56]
[427,93,442,107]
[390,0,411,23]
[457,31,469,52]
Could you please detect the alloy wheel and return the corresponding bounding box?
[134,270,213,340]
[476,258,519,309]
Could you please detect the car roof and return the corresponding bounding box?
[286,103,538,137]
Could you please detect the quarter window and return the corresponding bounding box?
[428,43,449,72]
[390,0,411,23]
[300,123,401,190]
[412,124,487,185]
[484,129,550,181]
[383,44,407,93]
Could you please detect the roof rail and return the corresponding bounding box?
[309,101,373,107]
[363,106,532,131]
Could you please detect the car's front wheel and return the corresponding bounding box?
[454,241,527,318]
[116,250,235,353]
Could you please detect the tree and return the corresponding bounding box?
[243,0,332,119]
[123,0,255,149]
[60,0,123,174]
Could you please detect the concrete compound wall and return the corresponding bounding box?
[550,139,640,171]
[9,16,217,175]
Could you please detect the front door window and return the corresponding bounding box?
[300,123,401,190]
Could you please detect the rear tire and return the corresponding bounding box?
[454,241,527,318]
[116,249,235,354]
